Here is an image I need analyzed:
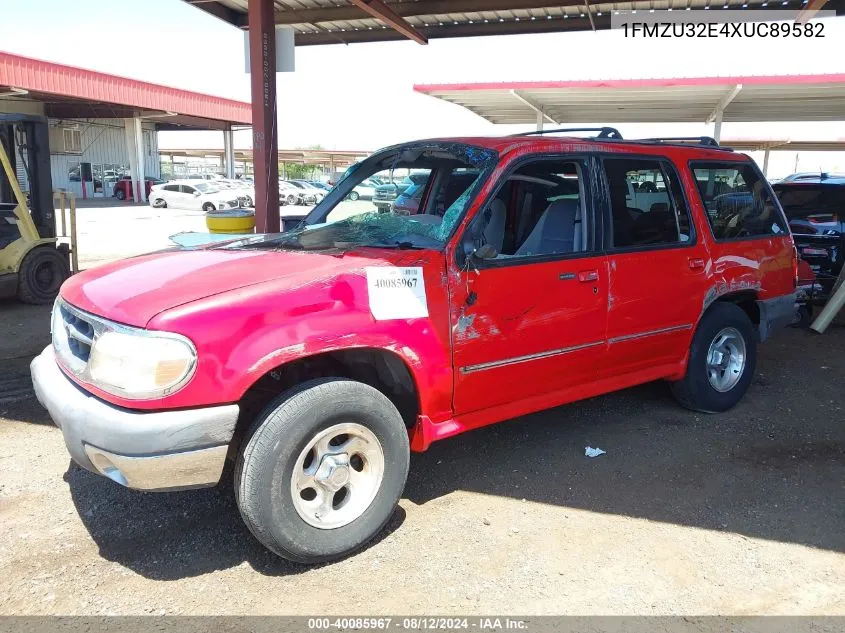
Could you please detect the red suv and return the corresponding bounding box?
[31,130,797,564]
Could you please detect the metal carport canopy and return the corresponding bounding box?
[184,0,844,233]
[413,75,845,126]
[185,0,841,44]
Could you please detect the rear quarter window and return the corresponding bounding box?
[690,161,788,241]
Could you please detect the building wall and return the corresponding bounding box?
[48,118,159,198]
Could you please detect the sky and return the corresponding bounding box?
[3,0,845,178]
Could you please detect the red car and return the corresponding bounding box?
[113,176,164,201]
[31,131,797,563]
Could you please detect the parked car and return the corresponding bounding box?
[214,179,255,208]
[390,173,435,215]
[308,180,332,192]
[372,177,413,212]
[347,181,376,201]
[32,132,796,565]
[778,171,845,183]
[112,176,164,201]
[280,181,317,206]
[147,180,240,211]
[290,180,327,204]
[772,175,845,306]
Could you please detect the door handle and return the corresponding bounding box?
[577,269,599,283]
[688,258,705,271]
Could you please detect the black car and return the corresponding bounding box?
[772,175,845,301]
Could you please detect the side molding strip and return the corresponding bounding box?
[460,341,604,375]
[608,323,693,344]
[458,324,693,375]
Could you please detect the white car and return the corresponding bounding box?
[215,179,255,207]
[348,182,376,201]
[148,180,241,212]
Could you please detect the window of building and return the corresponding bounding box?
[691,162,788,240]
[603,157,692,248]
[63,128,81,154]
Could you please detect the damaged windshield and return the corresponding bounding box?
[223,142,497,251]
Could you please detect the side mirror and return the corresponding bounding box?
[473,243,498,260]
[193,191,201,197]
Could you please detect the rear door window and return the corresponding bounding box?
[602,157,692,249]
[690,162,788,240]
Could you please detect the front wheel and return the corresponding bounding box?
[151,198,166,208]
[115,189,126,201]
[286,194,297,206]
[17,246,70,304]
[235,379,410,564]
[348,191,360,201]
[670,302,757,413]
[202,202,216,212]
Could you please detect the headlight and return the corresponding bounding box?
[88,330,197,400]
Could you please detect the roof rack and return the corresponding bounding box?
[638,136,720,147]
[517,127,623,140]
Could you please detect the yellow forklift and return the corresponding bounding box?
[0,114,69,304]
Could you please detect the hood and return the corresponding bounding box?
[60,248,380,328]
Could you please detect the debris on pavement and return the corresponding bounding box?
[585,446,606,458]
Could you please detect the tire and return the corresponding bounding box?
[202,202,216,212]
[151,198,166,209]
[670,302,757,413]
[287,194,297,206]
[115,189,126,201]
[348,191,360,201]
[791,304,812,329]
[17,246,70,304]
[235,378,410,564]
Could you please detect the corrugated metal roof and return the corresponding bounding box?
[185,0,832,45]
[0,51,251,125]
[413,75,845,124]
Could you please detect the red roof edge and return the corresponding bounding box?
[0,51,251,125]
[414,74,845,93]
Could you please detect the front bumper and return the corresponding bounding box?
[30,346,239,491]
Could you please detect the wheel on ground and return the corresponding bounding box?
[670,302,757,413]
[348,191,360,201]
[115,189,126,201]
[17,246,70,304]
[286,194,297,206]
[791,304,812,329]
[151,198,166,208]
[202,202,216,212]
[235,378,410,564]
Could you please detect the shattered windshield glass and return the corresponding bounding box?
[222,142,497,252]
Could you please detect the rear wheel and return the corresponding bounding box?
[670,302,757,413]
[348,191,360,201]
[115,189,126,201]
[235,378,410,564]
[17,246,70,304]
[287,194,297,206]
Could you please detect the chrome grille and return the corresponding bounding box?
[60,304,94,363]
[51,299,108,377]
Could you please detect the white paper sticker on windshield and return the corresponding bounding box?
[366,266,428,320]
